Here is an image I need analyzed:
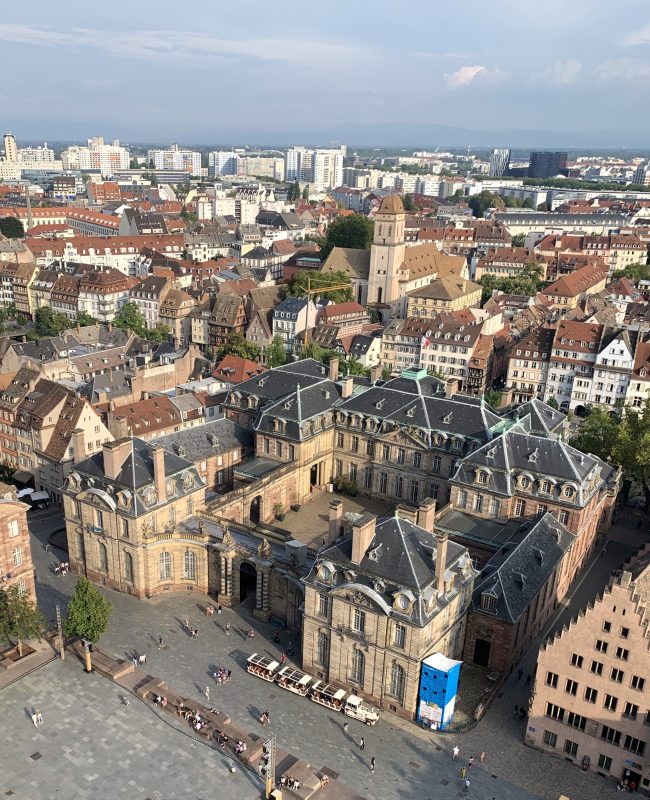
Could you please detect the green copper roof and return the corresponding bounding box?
[400,368,428,381]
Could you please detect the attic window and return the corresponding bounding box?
[480,592,497,613]
[258,377,267,387]
[284,400,293,410]
[443,413,452,424]
[528,449,538,463]
[375,399,385,410]
[406,407,415,417]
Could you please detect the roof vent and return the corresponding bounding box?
[375,399,385,409]
[443,413,452,424]
[528,449,538,463]
[406,406,415,417]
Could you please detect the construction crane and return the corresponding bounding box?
[300,274,352,349]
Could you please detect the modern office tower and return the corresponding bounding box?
[489,148,511,177]
[528,151,568,179]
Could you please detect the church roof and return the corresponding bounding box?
[378,194,404,215]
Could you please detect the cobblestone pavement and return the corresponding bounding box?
[0,658,258,800]
[24,506,647,800]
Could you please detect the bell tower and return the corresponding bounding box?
[368,194,406,315]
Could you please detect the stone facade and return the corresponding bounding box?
[0,483,35,602]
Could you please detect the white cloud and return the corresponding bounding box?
[443,65,486,88]
[0,23,369,64]
[539,58,582,84]
[594,58,650,81]
[623,25,650,46]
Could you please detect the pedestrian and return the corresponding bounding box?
[525,673,532,687]
[452,745,460,760]
[158,636,164,650]
[123,696,130,707]
[205,686,210,701]
[217,604,222,614]
[31,712,38,728]
[225,622,231,636]
[36,710,43,726]
[468,757,474,768]
[517,667,523,681]
[370,756,375,773]
[280,653,286,666]
[343,721,349,733]
[248,628,255,641]
[479,750,485,764]
[465,778,471,790]
[132,656,138,667]
[513,704,519,717]
[360,737,365,751]
[460,767,467,780]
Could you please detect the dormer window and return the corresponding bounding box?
[520,476,530,489]
[563,486,575,499]
[476,470,487,484]
[480,592,497,613]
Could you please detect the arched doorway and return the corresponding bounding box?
[240,561,257,603]
[310,464,318,488]
[249,495,261,525]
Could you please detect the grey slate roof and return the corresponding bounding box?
[152,418,253,460]
[509,398,566,437]
[273,297,309,318]
[471,513,576,623]
[80,370,132,404]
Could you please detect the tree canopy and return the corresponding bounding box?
[113,301,146,336]
[0,217,25,239]
[317,214,374,259]
[287,269,353,303]
[479,263,544,303]
[468,191,505,218]
[215,331,261,363]
[612,263,650,283]
[0,586,46,658]
[266,335,287,368]
[75,310,97,327]
[34,306,72,337]
[63,577,113,644]
[144,323,171,343]
[570,402,650,509]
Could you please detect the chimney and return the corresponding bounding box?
[72,428,86,464]
[329,357,339,382]
[341,376,354,399]
[417,498,437,533]
[153,445,166,504]
[102,439,132,480]
[328,499,343,543]
[113,415,129,439]
[370,364,382,384]
[445,377,460,399]
[351,513,376,565]
[435,530,449,595]
[396,504,418,524]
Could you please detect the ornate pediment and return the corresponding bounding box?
[375,427,425,448]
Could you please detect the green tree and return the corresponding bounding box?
[266,335,287,368]
[113,301,146,336]
[0,586,46,658]
[300,340,324,362]
[317,214,374,259]
[75,310,97,327]
[215,331,261,363]
[484,389,502,410]
[0,217,25,239]
[144,323,171,343]
[180,206,197,222]
[546,397,559,410]
[63,577,113,645]
[301,185,310,200]
[340,357,368,377]
[468,191,504,218]
[34,307,72,337]
[381,365,392,381]
[511,233,526,247]
[612,263,650,283]
[287,270,353,303]
[479,263,544,304]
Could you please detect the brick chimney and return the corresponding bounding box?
[435,530,449,595]
[328,499,343,543]
[341,376,354,399]
[102,439,132,480]
[396,504,418,524]
[417,498,437,533]
[329,357,339,382]
[112,415,129,439]
[351,513,376,565]
[72,428,86,464]
[370,364,382,384]
[153,445,166,504]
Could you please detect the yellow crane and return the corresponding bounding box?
[300,275,352,349]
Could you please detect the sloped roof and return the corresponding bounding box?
[321,246,371,281]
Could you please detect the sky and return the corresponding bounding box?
[2,0,650,146]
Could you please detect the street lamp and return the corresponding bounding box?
[81,638,93,673]
[260,733,276,800]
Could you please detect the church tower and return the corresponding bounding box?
[368,194,406,316]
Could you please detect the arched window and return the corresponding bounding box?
[317,631,329,668]
[159,551,172,580]
[390,661,406,704]
[123,551,134,583]
[183,550,196,580]
[351,649,365,685]
[99,542,108,573]
[12,547,22,567]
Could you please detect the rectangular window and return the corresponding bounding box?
[590,661,603,676]
[432,455,441,472]
[318,594,329,618]
[611,668,624,684]
[620,626,629,639]
[545,702,564,722]
[365,439,373,456]
[263,438,270,454]
[413,452,422,468]
[337,432,344,448]
[379,473,388,494]
[351,435,359,453]
[631,675,645,691]
[602,621,611,633]
[604,694,618,712]
[564,740,578,757]
[543,730,557,748]
[600,725,621,745]
[546,671,558,688]
[623,736,646,756]
[567,711,587,731]
[565,679,578,696]
[598,754,612,771]
[457,489,468,509]
[394,623,406,649]
[489,498,500,517]
[623,702,638,720]
[515,499,526,517]
[8,519,19,537]
[335,459,342,477]
[571,653,583,668]
[584,686,598,703]
[395,475,403,499]
[615,646,629,661]
[409,481,419,504]
[289,445,295,461]
[474,494,484,512]
[349,463,357,482]
[382,445,390,460]
[363,466,372,488]
[397,448,405,465]
[558,510,570,525]
[353,608,366,634]
[276,440,283,458]
[595,639,608,653]
[537,504,548,517]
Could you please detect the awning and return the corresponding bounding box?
[12,470,34,486]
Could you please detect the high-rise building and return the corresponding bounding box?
[208,150,239,177]
[633,162,650,186]
[62,138,130,176]
[18,143,55,163]
[148,145,201,174]
[285,146,344,190]
[3,132,17,163]
[489,148,511,177]
[528,151,568,179]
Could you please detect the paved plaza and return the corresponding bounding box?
[2,504,646,800]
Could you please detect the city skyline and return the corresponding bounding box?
[2,1,650,145]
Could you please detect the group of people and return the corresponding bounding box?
[234,740,247,757]
[53,562,69,576]
[183,619,200,639]
[30,710,44,728]
[278,776,300,790]
[152,694,168,710]
[205,604,222,617]
[212,667,232,685]
[132,653,146,666]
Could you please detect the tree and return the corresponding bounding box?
[301,185,309,200]
[340,357,368,377]
[317,214,374,259]
[0,217,25,239]
[484,389,502,410]
[144,323,171,343]
[34,306,72,337]
[266,335,287,368]
[546,397,559,410]
[0,586,46,658]
[287,269,353,303]
[511,233,526,247]
[113,301,146,336]
[479,263,544,304]
[75,310,97,327]
[300,340,324,362]
[215,332,261,363]
[180,206,197,222]
[381,365,392,381]
[612,263,650,283]
[468,191,504,219]
[63,577,113,644]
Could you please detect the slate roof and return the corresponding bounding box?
[507,398,566,437]
[151,417,253,460]
[79,370,132,405]
[254,379,341,441]
[273,297,310,318]
[348,334,376,360]
[471,513,576,623]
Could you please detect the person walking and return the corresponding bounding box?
[31,712,38,728]
[479,750,485,764]
[370,756,375,773]
[36,710,43,727]
[343,721,349,734]
[459,767,467,781]
[225,622,231,636]
[360,737,365,751]
[158,636,164,650]
[452,745,460,761]
[468,756,474,769]
[205,686,210,701]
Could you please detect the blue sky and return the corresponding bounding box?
[2,0,650,144]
